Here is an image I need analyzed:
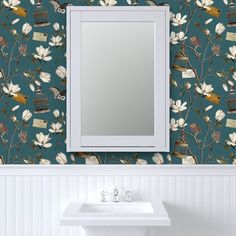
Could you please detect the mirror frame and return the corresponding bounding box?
[66,6,169,152]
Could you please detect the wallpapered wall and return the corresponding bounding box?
[0,0,236,165]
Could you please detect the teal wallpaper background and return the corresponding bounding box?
[0,0,236,165]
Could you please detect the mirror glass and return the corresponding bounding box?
[81,22,155,136]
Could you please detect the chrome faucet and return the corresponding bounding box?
[113,187,119,202]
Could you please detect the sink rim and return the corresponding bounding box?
[61,201,171,227]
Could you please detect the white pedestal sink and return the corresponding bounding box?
[61,201,171,236]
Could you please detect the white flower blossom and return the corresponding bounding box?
[227,132,236,147]
[56,66,66,79]
[171,100,187,113]
[56,152,67,164]
[39,72,51,83]
[3,82,20,96]
[196,0,214,9]
[53,109,60,118]
[53,22,60,31]
[40,159,51,165]
[227,46,236,60]
[170,118,187,131]
[152,153,164,165]
[215,109,225,121]
[34,46,52,61]
[182,156,196,165]
[34,132,52,148]
[22,23,32,35]
[22,109,32,122]
[215,23,225,35]
[136,159,147,165]
[49,36,63,47]
[196,82,214,96]
[3,0,21,9]
[49,122,63,133]
[99,0,117,6]
[86,156,100,165]
[170,31,187,44]
[172,13,187,26]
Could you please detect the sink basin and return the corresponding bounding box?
[61,201,171,229]
[79,202,154,214]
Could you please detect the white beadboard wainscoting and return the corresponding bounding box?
[0,165,235,236]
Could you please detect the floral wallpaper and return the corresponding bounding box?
[0,0,236,165]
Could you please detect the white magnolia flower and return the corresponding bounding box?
[49,36,63,47]
[227,46,236,60]
[178,118,187,128]
[227,132,236,147]
[53,22,60,31]
[170,118,179,131]
[86,156,100,165]
[56,152,67,164]
[170,32,178,44]
[172,13,187,26]
[39,72,51,83]
[170,118,187,131]
[3,82,20,96]
[99,0,117,6]
[233,72,236,81]
[34,46,52,61]
[3,0,21,9]
[177,31,188,41]
[167,154,172,162]
[22,109,32,122]
[196,82,214,96]
[170,31,187,44]
[171,100,187,113]
[34,132,52,148]
[215,23,225,35]
[152,153,164,165]
[56,66,66,79]
[223,0,228,5]
[136,159,147,165]
[53,109,60,118]
[196,0,214,9]
[215,109,225,121]
[40,159,51,165]
[49,122,63,133]
[233,159,236,165]
[182,156,196,165]
[22,23,32,35]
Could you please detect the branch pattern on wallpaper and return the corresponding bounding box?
[0,0,235,164]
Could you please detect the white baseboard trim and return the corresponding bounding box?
[0,165,235,176]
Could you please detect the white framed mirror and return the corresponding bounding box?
[66,6,169,152]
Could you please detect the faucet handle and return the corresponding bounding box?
[125,190,133,202]
[100,191,108,202]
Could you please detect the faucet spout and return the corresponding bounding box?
[113,187,119,202]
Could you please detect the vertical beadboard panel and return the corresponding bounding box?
[0,172,236,236]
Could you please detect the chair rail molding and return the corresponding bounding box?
[0,165,235,176]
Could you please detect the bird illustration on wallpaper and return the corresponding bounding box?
[0,0,236,165]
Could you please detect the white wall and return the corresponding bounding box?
[0,166,235,236]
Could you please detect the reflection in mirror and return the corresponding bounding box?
[81,22,154,136]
